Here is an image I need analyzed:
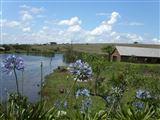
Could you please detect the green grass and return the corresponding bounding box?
[1,43,160,55]
[43,69,106,114]
[1,43,159,116]
[43,61,160,114]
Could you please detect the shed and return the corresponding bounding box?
[111,46,160,63]
[0,47,5,51]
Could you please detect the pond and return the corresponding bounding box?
[0,54,65,102]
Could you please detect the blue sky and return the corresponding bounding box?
[0,0,160,44]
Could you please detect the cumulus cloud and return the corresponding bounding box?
[22,27,31,32]
[20,5,30,9]
[128,22,144,26]
[58,16,82,33]
[2,8,158,44]
[90,12,120,36]
[20,4,44,14]
[42,26,49,30]
[58,16,81,26]
[20,5,44,22]
[21,12,33,21]
[67,25,82,32]
[107,12,120,25]
[90,24,112,35]
[126,34,143,42]
[0,19,21,28]
[152,38,160,44]
[96,12,109,16]
[119,22,144,26]
[30,7,44,14]
[8,21,20,27]
[17,5,46,33]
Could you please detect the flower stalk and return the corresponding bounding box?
[13,68,20,95]
[2,55,25,96]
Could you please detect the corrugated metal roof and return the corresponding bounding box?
[0,47,5,50]
[116,46,160,58]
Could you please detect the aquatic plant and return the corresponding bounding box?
[2,55,24,94]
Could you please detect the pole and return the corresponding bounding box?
[40,61,43,102]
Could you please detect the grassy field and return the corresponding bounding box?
[1,43,160,55]
[43,59,160,114]
[43,69,106,115]
[70,43,160,54]
[40,43,160,116]
[1,43,160,119]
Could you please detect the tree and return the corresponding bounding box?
[102,45,114,61]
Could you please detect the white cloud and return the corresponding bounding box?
[128,22,144,26]
[67,25,82,32]
[126,34,143,42]
[90,11,120,36]
[36,15,45,18]
[90,24,112,35]
[119,22,144,26]
[0,19,21,28]
[22,12,33,21]
[58,16,81,26]
[107,12,120,25]
[2,8,158,44]
[110,31,116,36]
[42,26,49,30]
[19,10,29,15]
[96,12,109,16]
[58,16,82,33]
[22,27,31,32]
[20,5,44,14]
[30,7,44,14]
[152,38,160,44]
[115,35,120,40]
[20,5,45,22]
[8,21,20,27]
[20,5,30,9]
[111,33,144,43]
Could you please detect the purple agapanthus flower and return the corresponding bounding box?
[2,55,24,74]
[80,98,92,113]
[132,102,144,109]
[105,96,112,103]
[68,59,92,81]
[136,89,151,99]
[76,88,90,98]
[54,100,68,109]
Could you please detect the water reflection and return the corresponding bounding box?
[0,54,65,102]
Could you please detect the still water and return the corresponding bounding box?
[0,54,65,102]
